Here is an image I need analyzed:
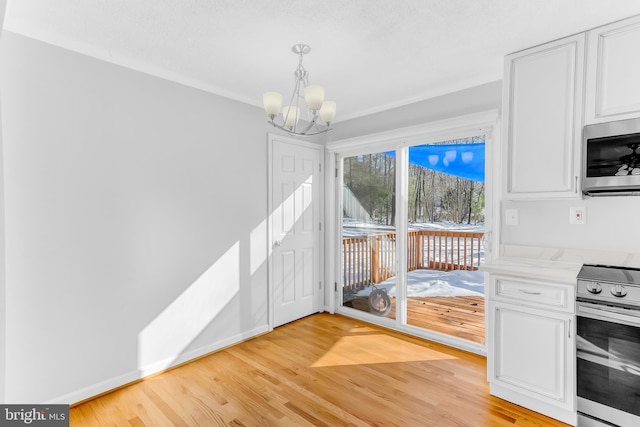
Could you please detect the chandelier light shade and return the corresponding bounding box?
[263,44,336,136]
[319,101,337,123]
[303,84,324,110]
[263,92,283,117]
[282,106,299,127]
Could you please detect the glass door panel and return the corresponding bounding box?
[342,152,396,319]
[405,140,486,344]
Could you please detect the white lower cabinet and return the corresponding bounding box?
[488,275,576,425]
[490,303,572,404]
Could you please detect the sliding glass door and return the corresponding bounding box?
[335,131,491,349]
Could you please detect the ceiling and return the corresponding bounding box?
[4,0,640,121]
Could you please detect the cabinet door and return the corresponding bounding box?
[585,15,640,124]
[503,34,584,198]
[489,302,574,411]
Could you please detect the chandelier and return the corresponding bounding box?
[263,44,336,137]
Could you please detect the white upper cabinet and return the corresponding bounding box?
[585,15,640,124]
[502,34,585,199]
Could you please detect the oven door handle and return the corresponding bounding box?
[577,303,640,327]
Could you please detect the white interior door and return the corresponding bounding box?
[269,135,322,328]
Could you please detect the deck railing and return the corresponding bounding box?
[342,229,484,291]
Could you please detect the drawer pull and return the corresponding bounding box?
[519,289,541,295]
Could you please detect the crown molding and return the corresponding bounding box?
[2,26,263,109]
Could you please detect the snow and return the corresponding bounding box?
[350,268,484,299]
[342,218,484,237]
[387,269,484,297]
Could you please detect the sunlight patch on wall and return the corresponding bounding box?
[251,175,314,275]
[137,242,240,375]
[250,218,267,276]
[311,334,457,367]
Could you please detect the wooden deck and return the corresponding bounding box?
[345,295,485,344]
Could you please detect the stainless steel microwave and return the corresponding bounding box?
[582,118,640,196]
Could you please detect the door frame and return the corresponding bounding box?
[325,110,500,355]
[267,133,325,330]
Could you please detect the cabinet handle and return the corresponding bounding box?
[519,289,541,295]
[575,176,578,193]
[568,319,571,338]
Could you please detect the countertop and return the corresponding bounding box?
[480,257,582,284]
[481,245,640,284]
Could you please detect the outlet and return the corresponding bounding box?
[570,206,587,225]
[505,209,519,226]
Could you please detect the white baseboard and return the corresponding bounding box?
[47,324,270,405]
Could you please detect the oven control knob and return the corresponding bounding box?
[610,284,627,297]
[586,282,602,294]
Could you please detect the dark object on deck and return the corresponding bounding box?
[368,286,391,316]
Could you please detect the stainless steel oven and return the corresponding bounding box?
[576,264,640,427]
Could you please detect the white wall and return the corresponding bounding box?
[501,197,640,255]
[330,80,502,141]
[0,0,7,405]
[0,31,269,403]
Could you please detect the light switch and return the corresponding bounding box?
[505,209,519,225]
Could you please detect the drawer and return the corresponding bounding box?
[490,275,575,312]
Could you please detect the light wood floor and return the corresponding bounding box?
[70,313,569,427]
[347,295,485,344]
